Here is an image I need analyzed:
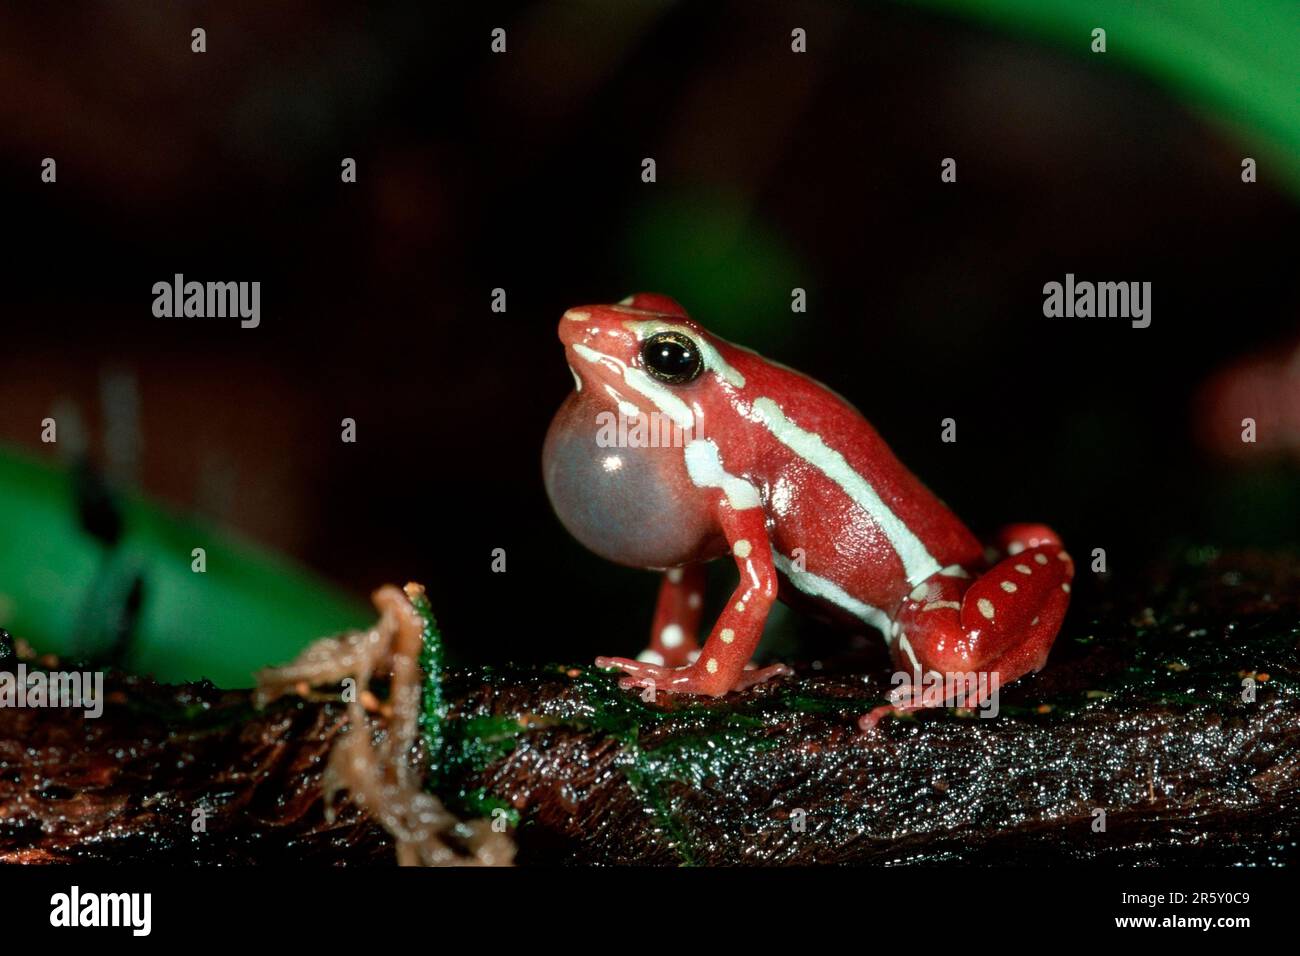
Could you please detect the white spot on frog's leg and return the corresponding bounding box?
[687,649,700,664]
[1007,542,1025,555]
[1035,553,1049,566]
[706,657,719,674]
[684,439,761,510]
[1000,581,1017,593]
[733,539,752,558]
[1031,616,1040,626]
[977,598,995,620]
[1059,551,1072,563]
[720,628,735,644]
[751,397,942,586]
[1061,583,1071,593]
[563,309,591,321]
[689,593,702,609]
[636,649,666,666]
[735,600,745,613]
[666,568,683,584]
[617,295,635,305]
[660,625,684,649]
[1015,564,1032,575]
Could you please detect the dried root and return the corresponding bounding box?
[256,582,514,866]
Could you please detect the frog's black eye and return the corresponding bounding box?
[641,331,703,385]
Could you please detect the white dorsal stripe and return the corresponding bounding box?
[753,397,941,587]
[684,439,761,510]
[773,551,892,637]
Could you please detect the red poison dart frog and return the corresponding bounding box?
[543,294,1073,729]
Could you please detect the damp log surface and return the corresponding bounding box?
[1,549,1296,865]
[0,669,389,863]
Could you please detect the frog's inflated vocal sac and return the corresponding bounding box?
[543,294,1072,729]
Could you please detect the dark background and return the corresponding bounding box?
[2,1,1296,668]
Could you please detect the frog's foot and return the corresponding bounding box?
[596,656,792,697]
[857,675,950,730]
[868,528,1073,732]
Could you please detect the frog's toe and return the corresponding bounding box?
[595,655,668,688]
[733,662,794,690]
[595,656,715,695]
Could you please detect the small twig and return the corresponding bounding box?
[256,583,514,866]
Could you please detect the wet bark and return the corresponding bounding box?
[2,549,1296,865]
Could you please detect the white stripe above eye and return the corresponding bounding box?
[753,397,942,587]
[621,320,746,389]
[772,551,892,637]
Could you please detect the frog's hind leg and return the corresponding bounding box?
[962,525,1074,682]
[863,526,1073,730]
[640,565,705,668]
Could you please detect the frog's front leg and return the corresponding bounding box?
[597,503,792,697]
[638,564,706,668]
[866,524,1073,729]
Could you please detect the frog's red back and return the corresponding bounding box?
[703,332,985,610]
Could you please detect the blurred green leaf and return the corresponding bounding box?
[0,447,367,687]
[903,0,1300,195]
